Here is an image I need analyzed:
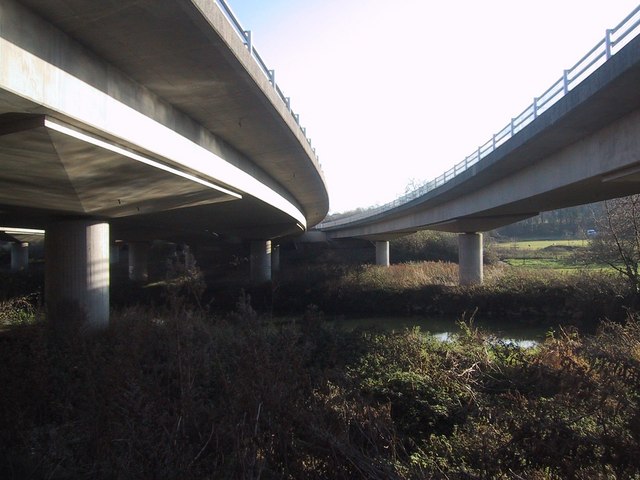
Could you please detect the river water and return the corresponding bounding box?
[334,316,555,348]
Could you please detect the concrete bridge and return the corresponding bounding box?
[0,0,328,329]
[319,7,640,285]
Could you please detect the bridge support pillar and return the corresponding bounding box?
[375,241,390,266]
[250,240,271,283]
[128,241,149,282]
[458,233,483,285]
[45,220,110,331]
[110,243,121,264]
[10,242,29,271]
[272,244,280,275]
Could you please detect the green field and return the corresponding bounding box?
[501,239,587,250]
[495,238,592,270]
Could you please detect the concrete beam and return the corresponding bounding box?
[45,220,110,331]
[458,233,483,286]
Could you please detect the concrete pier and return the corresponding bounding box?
[250,240,271,283]
[110,243,121,264]
[375,240,390,266]
[128,241,149,282]
[458,233,483,285]
[10,242,29,271]
[272,244,280,274]
[45,220,110,331]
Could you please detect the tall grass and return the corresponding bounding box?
[276,261,630,326]
[341,262,460,290]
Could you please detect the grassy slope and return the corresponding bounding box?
[493,238,608,271]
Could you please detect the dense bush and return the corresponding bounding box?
[0,304,400,479]
[275,263,630,327]
[354,319,640,478]
[1,298,639,479]
[0,269,43,301]
[390,231,459,264]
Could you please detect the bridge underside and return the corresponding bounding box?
[0,114,237,218]
[0,113,303,242]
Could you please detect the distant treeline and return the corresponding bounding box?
[493,203,604,239]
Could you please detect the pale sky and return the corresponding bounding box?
[227,1,639,214]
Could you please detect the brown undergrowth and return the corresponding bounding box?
[274,263,629,327]
[0,297,639,478]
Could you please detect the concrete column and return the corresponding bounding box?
[458,232,483,285]
[128,241,149,282]
[45,220,110,331]
[10,242,29,271]
[250,240,271,283]
[110,243,121,264]
[272,244,280,274]
[375,240,390,266]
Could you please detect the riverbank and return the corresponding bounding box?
[0,301,638,478]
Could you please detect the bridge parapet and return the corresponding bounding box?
[214,0,319,163]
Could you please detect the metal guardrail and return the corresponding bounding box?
[319,5,640,230]
[213,0,318,159]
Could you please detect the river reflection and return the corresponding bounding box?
[335,316,553,348]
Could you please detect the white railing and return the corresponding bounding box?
[214,0,318,160]
[319,4,640,230]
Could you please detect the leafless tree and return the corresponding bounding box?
[587,194,640,293]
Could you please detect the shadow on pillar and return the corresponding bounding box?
[11,242,29,271]
[128,242,149,282]
[45,220,110,332]
[250,240,272,283]
[272,244,280,275]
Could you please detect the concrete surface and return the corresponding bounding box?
[458,233,483,286]
[45,220,110,330]
[375,241,390,267]
[250,240,272,283]
[10,241,28,271]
